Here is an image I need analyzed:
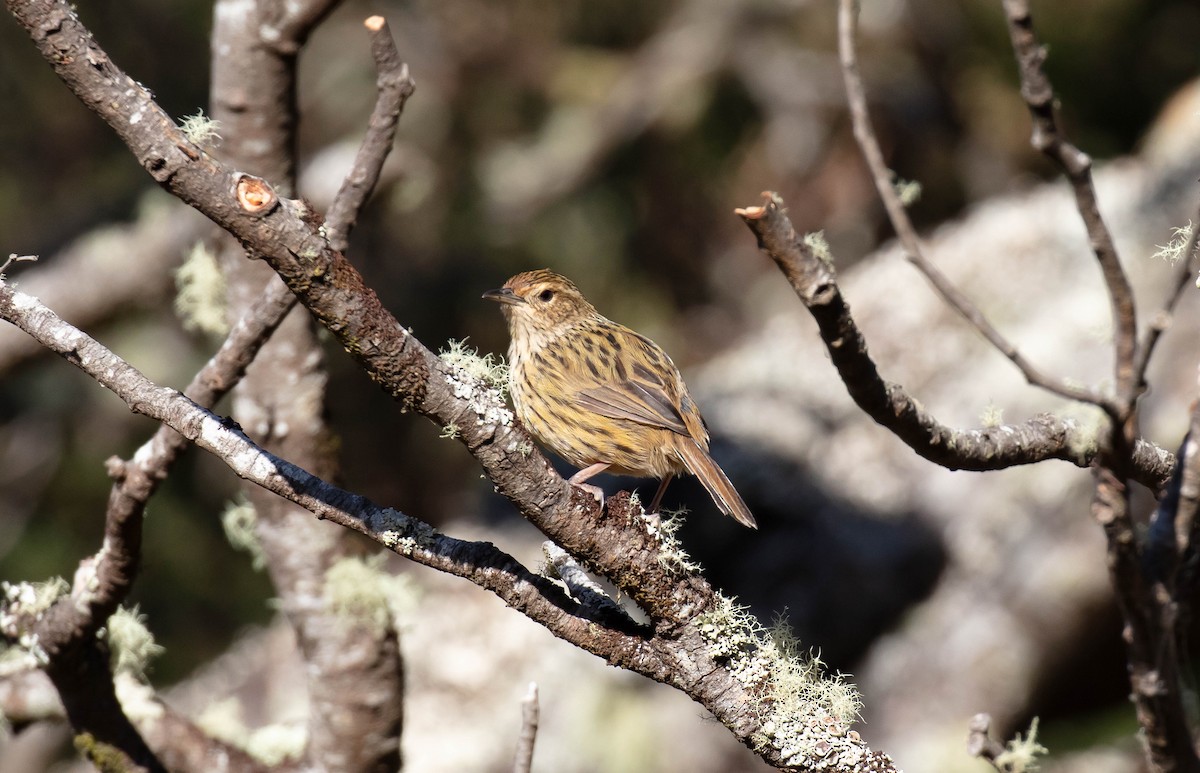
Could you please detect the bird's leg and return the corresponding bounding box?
[648,476,672,515]
[569,462,610,507]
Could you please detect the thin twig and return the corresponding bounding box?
[512,682,539,773]
[0,253,38,274]
[836,0,1109,410]
[966,714,1006,767]
[325,15,416,253]
[999,0,1138,408]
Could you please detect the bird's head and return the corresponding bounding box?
[483,269,598,336]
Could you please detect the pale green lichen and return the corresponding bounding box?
[175,242,228,338]
[197,698,306,766]
[994,717,1048,772]
[197,697,247,748]
[803,231,833,268]
[114,671,164,722]
[2,577,68,618]
[1061,408,1104,464]
[1152,221,1194,265]
[980,402,1004,429]
[652,509,702,573]
[74,732,131,773]
[892,174,922,207]
[245,723,308,766]
[325,553,418,635]
[439,421,461,440]
[178,109,222,146]
[694,596,864,767]
[221,500,266,570]
[439,338,510,399]
[438,339,515,428]
[102,606,165,681]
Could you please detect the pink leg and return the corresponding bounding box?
[569,462,610,505]
[648,476,672,514]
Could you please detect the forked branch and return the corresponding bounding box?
[836,0,1111,411]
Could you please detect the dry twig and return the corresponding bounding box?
[836,0,1109,410]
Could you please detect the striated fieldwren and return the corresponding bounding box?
[484,269,756,529]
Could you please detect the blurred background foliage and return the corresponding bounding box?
[0,0,1198,741]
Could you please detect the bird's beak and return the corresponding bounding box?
[482,287,524,306]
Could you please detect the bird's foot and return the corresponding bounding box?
[568,463,609,509]
[569,481,605,509]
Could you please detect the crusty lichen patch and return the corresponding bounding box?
[695,595,870,769]
[0,578,69,672]
[438,339,514,428]
[371,507,437,555]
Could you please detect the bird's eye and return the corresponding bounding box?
[538,289,554,302]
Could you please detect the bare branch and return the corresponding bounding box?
[836,0,1109,410]
[543,542,632,624]
[266,0,342,53]
[1093,466,1200,771]
[736,192,1173,490]
[0,253,37,274]
[999,0,1138,405]
[512,682,539,773]
[324,16,416,253]
[965,714,1006,767]
[125,676,276,773]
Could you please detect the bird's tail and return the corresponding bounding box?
[677,441,758,529]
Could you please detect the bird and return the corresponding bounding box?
[483,269,757,529]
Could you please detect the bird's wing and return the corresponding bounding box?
[576,381,690,436]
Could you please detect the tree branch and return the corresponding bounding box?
[736,191,1174,490]
[999,0,1139,407]
[836,0,1110,410]
[1092,464,1200,771]
[511,682,539,773]
[0,277,649,656]
[0,208,896,773]
[324,15,415,253]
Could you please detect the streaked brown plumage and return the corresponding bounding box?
[483,269,757,529]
